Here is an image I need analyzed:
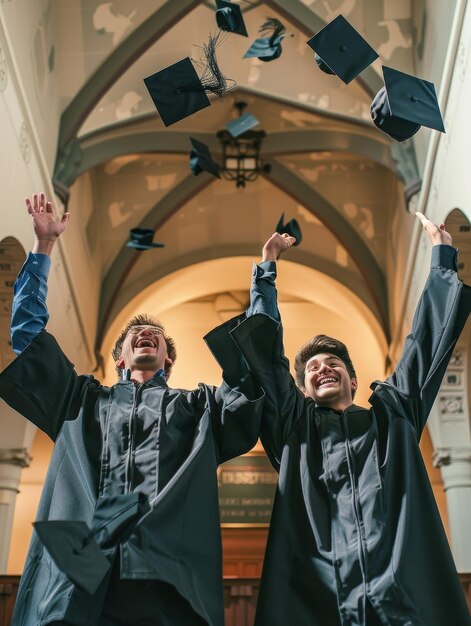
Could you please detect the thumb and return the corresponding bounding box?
[61,212,70,225]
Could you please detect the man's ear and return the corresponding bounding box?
[164,356,173,377]
[116,356,125,370]
[351,378,358,391]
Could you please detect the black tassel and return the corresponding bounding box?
[259,17,286,47]
[193,31,236,97]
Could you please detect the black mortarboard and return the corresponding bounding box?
[244,18,289,62]
[189,137,221,178]
[144,57,211,126]
[371,66,445,142]
[226,113,260,137]
[126,228,165,250]
[34,521,111,595]
[275,212,302,246]
[215,0,248,37]
[306,15,379,84]
[33,493,149,595]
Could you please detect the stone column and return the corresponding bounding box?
[434,447,471,572]
[0,448,31,573]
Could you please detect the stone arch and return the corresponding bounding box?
[101,256,388,402]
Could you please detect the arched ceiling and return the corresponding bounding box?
[52,0,423,361]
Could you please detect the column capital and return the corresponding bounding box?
[433,447,471,468]
[0,448,32,468]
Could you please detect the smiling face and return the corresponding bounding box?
[303,352,357,410]
[115,325,171,380]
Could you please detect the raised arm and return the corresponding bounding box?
[246,232,295,320]
[383,212,471,436]
[11,193,70,353]
[228,231,304,468]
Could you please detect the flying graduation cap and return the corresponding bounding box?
[244,18,291,62]
[33,493,149,595]
[226,113,260,137]
[275,212,302,246]
[189,137,221,178]
[127,228,165,250]
[144,33,232,126]
[215,0,248,37]
[306,15,379,84]
[371,66,445,142]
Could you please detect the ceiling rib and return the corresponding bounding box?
[262,158,389,335]
[263,0,383,98]
[57,126,396,190]
[57,0,201,152]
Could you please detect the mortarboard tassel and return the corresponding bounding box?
[259,17,286,48]
[194,31,236,97]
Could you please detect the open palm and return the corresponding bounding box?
[26,192,69,239]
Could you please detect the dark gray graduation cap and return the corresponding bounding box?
[144,57,211,126]
[126,228,165,250]
[244,35,284,62]
[371,66,445,142]
[275,212,302,246]
[189,137,221,178]
[244,18,289,62]
[306,15,379,84]
[33,493,149,595]
[226,113,260,137]
[215,0,248,37]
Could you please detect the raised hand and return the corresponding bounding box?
[26,193,70,255]
[262,232,296,262]
[415,211,452,246]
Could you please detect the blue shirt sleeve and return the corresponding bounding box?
[11,252,51,354]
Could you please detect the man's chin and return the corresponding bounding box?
[133,355,160,367]
[312,389,339,404]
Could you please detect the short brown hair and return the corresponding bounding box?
[112,313,177,380]
[294,334,357,395]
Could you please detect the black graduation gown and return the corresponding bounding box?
[221,246,471,626]
[0,327,264,626]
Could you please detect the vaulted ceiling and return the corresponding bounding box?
[42,0,440,361]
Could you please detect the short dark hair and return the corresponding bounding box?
[294,334,357,395]
[111,313,177,380]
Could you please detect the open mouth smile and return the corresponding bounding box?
[316,376,338,388]
[135,338,157,349]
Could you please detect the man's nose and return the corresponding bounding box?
[318,363,332,374]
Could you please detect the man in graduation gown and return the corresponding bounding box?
[0,192,264,626]
[220,212,471,625]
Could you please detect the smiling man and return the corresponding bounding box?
[227,216,471,626]
[0,193,264,626]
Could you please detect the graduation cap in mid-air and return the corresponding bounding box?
[126,228,165,250]
[144,34,233,126]
[244,18,291,62]
[189,137,221,178]
[306,14,379,84]
[215,0,248,37]
[33,493,149,595]
[144,58,210,127]
[371,66,445,142]
[275,212,302,246]
[226,113,260,137]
